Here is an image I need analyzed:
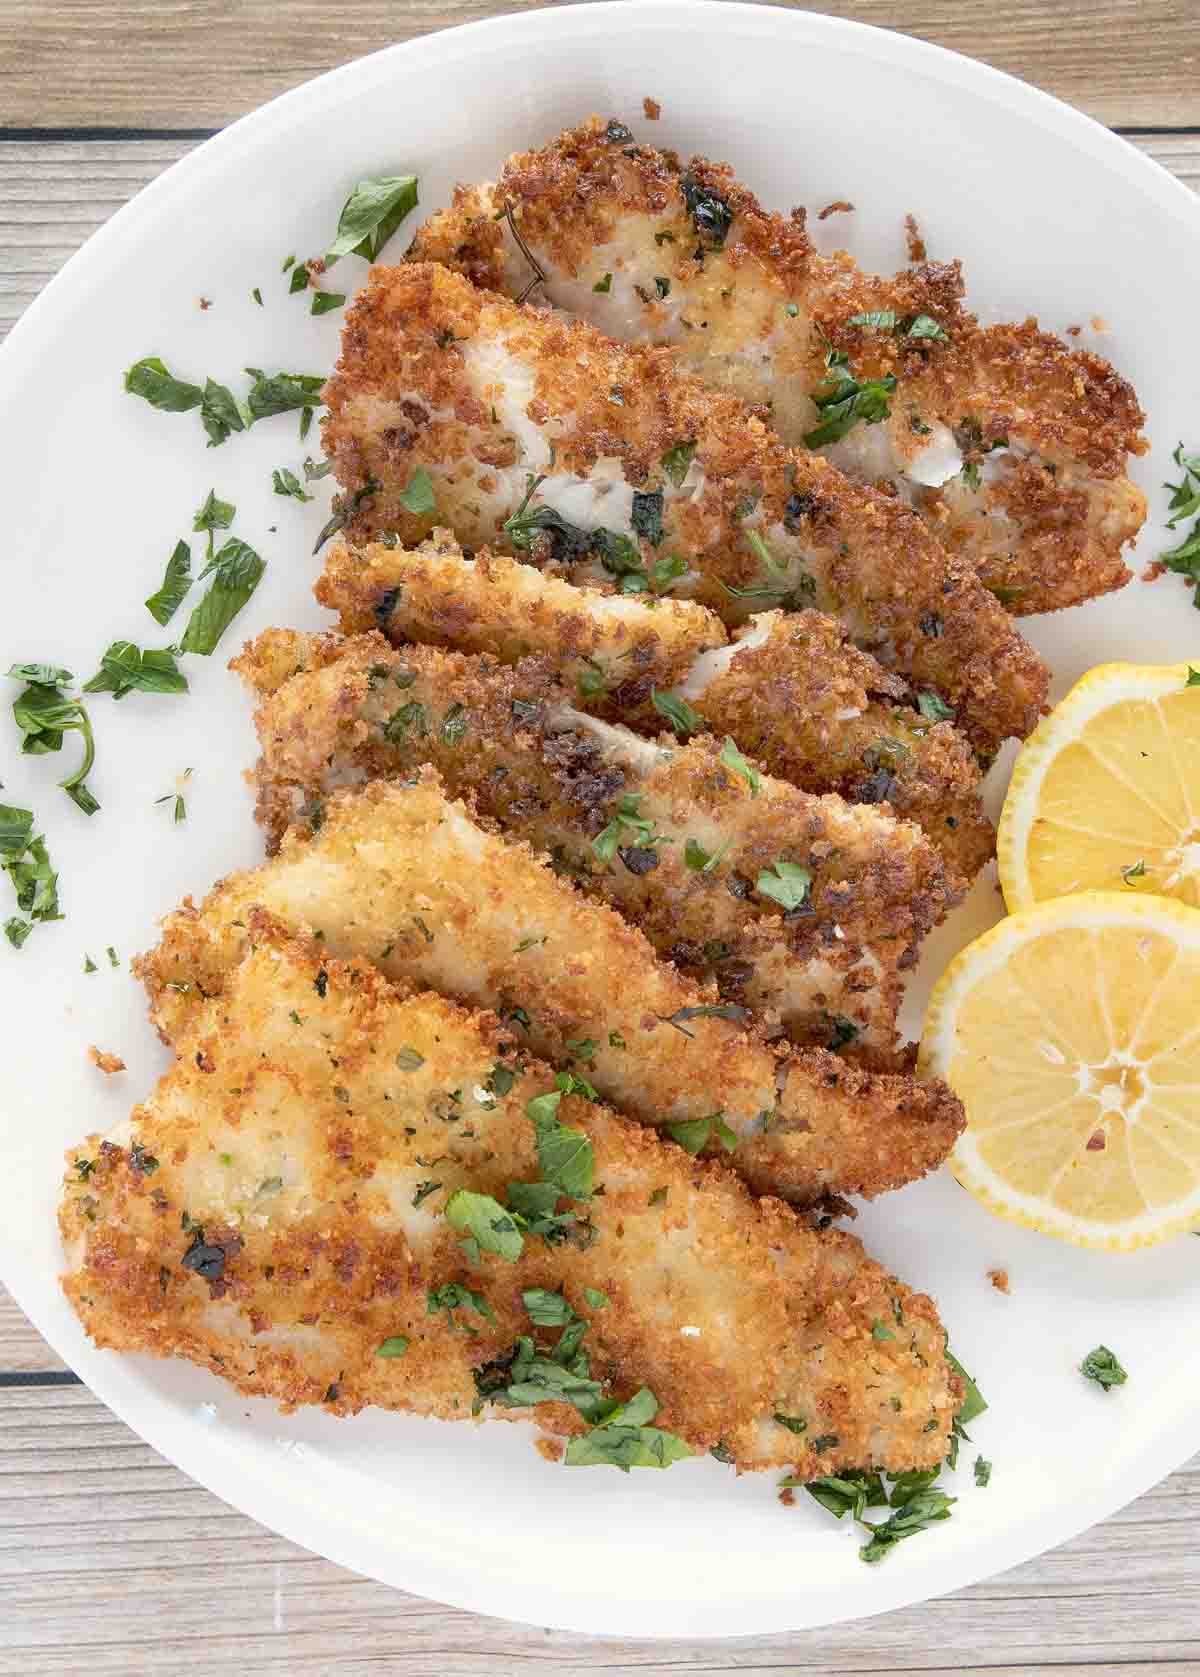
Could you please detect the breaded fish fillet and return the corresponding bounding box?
[233,626,960,1055]
[409,115,1147,615]
[320,262,1048,753]
[63,916,961,1473]
[316,532,994,882]
[135,773,963,1203]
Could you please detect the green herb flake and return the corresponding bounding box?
[1080,1344,1127,1392]
[583,1287,609,1310]
[427,1281,494,1329]
[800,1471,887,1521]
[440,702,468,746]
[272,467,313,502]
[377,1335,410,1358]
[756,859,812,912]
[83,953,98,974]
[773,1411,808,1435]
[244,367,326,422]
[974,1456,992,1487]
[526,1090,594,1199]
[310,291,346,316]
[145,540,193,626]
[652,688,703,737]
[179,538,266,656]
[719,736,761,797]
[667,1111,737,1156]
[803,342,897,449]
[326,174,419,264]
[6,665,99,814]
[445,1187,524,1262]
[397,466,437,517]
[106,946,119,967]
[395,1046,425,1071]
[83,642,188,699]
[917,690,955,724]
[872,1320,896,1342]
[1122,858,1147,884]
[593,273,613,294]
[859,1488,956,1564]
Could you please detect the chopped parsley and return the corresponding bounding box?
[395,1046,425,1071]
[1080,1344,1127,1392]
[0,805,61,948]
[377,1335,410,1358]
[397,467,437,516]
[651,689,704,737]
[680,174,733,247]
[756,859,812,912]
[667,1111,738,1155]
[439,703,468,746]
[525,1089,594,1199]
[83,642,188,698]
[1122,858,1147,885]
[800,1471,888,1521]
[660,1001,750,1037]
[6,664,99,814]
[272,467,313,502]
[917,690,955,724]
[859,1488,956,1563]
[179,537,265,656]
[325,174,419,263]
[803,343,897,449]
[974,1456,992,1487]
[310,291,345,316]
[848,310,949,343]
[826,1015,860,1052]
[564,1388,692,1471]
[411,1180,441,1208]
[445,1188,524,1263]
[153,772,190,824]
[661,440,696,486]
[719,736,760,797]
[144,540,194,626]
[591,794,667,865]
[683,835,730,873]
[427,1281,494,1330]
[1159,443,1200,605]
[593,273,613,294]
[583,1287,609,1310]
[631,490,664,546]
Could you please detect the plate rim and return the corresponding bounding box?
[2,0,1199,1638]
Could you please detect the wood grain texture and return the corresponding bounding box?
[0,0,1197,131]
[0,1383,1197,1674]
[1,134,1196,339]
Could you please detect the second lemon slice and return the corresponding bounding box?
[920,891,1200,1250]
[998,661,1200,911]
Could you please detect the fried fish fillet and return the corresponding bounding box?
[63,916,961,1473]
[135,772,964,1203]
[316,532,993,882]
[320,262,1048,753]
[409,115,1147,614]
[233,626,960,1055]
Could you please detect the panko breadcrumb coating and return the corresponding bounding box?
[233,626,960,1055]
[63,915,961,1473]
[135,772,964,1204]
[320,261,1048,754]
[409,115,1147,615]
[315,532,993,882]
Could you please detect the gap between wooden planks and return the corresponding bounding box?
[0,0,1197,131]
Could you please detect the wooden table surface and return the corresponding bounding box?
[2,4,1198,1671]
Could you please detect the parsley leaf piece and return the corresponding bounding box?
[848,310,898,331]
[304,456,335,482]
[1122,858,1147,884]
[377,1335,410,1358]
[522,1288,576,1327]
[680,174,733,247]
[773,1411,809,1435]
[144,540,193,626]
[200,378,246,447]
[583,1287,609,1310]
[719,736,760,797]
[326,175,419,264]
[0,804,33,860]
[803,1471,887,1520]
[1080,1344,1127,1392]
[0,823,61,941]
[859,1489,956,1563]
[591,793,662,864]
[427,1281,494,1328]
[565,1388,692,1471]
[310,291,346,317]
[526,1090,595,1199]
[124,356,203,413]
[917,690,955,724]
[872,1320,896,1342]
[288,262,311,295]
[445,1188,524,1262]
[803,344,897,449]
[683,835,730,873]
[631,490,664,545]
[661,440,696,486]
[179,538,265,656]
[651,689,703,737]
[272,467,313,502]
[906,313,949,341]
[945,1346,988,1425]
[193,489,236,535]
[4,917,31,948]
[593,273,613,294]
[398,467,437,516]
[974,1456,992,1487]
[83,641,188,699]
[244,368,326,421]
[661,1002,750,1037]
[756,860,812,912]
[667,1111,737,1155]
[7,669,99,814]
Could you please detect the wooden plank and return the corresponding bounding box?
[0,1289,67,1376]
[0,134,1195,344]
[0,1386,1196,1673]
[0,0,1196,132]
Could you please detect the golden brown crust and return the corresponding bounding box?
[321,261,1048,752]
[313,536,992,882]
[233,626,961,1054]
[134,772,963,1203]
[412,115,1146,614]
[63,918,959,1471]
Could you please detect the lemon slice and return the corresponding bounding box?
[920,891,1200,1249]
[998,661,1200,911]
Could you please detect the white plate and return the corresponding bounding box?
[2,1,1198,1639]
